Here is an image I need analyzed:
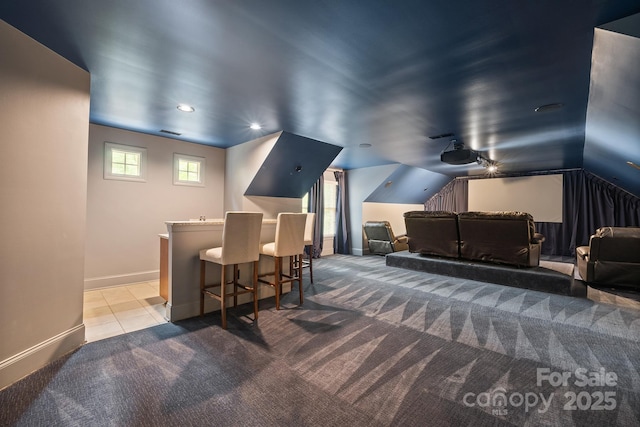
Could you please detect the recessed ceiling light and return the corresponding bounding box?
[534,103,564,113]
[250,123,262,130]
[177,104,195,113]
[627,161,640,171]
[359,143,372,148]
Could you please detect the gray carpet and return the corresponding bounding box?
[2,254,640,426]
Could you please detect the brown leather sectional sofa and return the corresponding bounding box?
[403,210,545,267]
[576,227,640,286]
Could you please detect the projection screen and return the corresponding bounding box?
[468,174,563,223]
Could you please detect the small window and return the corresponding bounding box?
[104,142,147,182]
[173,153,205,187]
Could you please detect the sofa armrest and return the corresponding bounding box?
[576,246,589,261]
[396,234,408,244]
[532,232,545,244]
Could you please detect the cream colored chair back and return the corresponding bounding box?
[220,212,263,265]
[304,213,316,246]
[273,213,307,257]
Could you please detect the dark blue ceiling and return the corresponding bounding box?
[1,0,639,196]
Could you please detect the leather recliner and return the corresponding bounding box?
[576,227,640,286]
[363,221,409,255]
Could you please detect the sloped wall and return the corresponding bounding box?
[224,132,302,218]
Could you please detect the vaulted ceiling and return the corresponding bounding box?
[1,1,639,196]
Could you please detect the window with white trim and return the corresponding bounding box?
[173,153,205,186]
[104,142,147,182]
[301,171,338,237]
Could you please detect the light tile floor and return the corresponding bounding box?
[83,281,167,343]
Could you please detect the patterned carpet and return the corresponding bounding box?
[2,254,639,426]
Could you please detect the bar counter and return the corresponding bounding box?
[162,218,280,321]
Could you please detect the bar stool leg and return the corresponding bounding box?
[233,264,239,308]
[298,252,304,304]
[252,260,259,320]
[309,247,314,284]
[200,260,206,316]
[220,266,227,329]
[274,256,281,310]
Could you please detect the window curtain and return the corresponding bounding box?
[334,170,351,254]
[536,170,640,256]
[307,176,324,258]
[424,178,468,212]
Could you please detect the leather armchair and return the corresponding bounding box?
[363,221,409,255]
[576,227,640,286]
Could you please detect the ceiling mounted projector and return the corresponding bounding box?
[440,140,479,165]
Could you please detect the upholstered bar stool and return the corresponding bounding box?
[297,213,316,283]
[199,211,263,329]
[258,213,307,310]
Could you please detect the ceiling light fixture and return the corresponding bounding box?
[177,104,195,113]
[359,143,372,148]
[476,153,498,173]
[250,123,262,130]
[627,161,640,171]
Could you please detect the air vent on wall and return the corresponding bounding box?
[160,129,182,136]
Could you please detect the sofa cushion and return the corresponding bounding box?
[590,227,640,263]
[457,211,542,267]
[582,227,640,285]
[403,211,459,258]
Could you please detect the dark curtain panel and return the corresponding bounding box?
[307,176,324,258]
[424,179,468,212]
[334,170,351,254]
[536,170,640,256]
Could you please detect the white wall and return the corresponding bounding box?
[225,131,301,218]
[0,21,90,389]
[85,125,226,289]
[362,202,424,236]
[347,164,402,255]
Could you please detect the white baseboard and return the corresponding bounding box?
[0,324,85,391]
[84,270,160,290]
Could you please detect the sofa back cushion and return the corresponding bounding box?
[589,227,640,263]
[403,211,460,258]
[457,211,539,266]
